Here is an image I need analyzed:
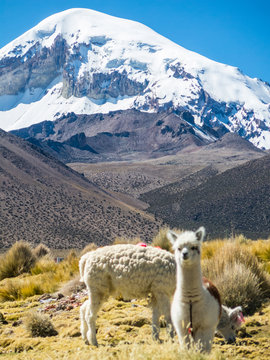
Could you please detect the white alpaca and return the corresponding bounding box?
[217,305,244,343]
[79,244,176,346]
[168,227,221,352]
[79,242,243,346]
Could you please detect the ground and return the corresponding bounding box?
[0,294,269,360]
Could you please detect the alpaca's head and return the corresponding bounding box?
[167,227,205,266]
[217,305,244,343]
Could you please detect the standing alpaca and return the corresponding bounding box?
[168,227,221,352]
[79,244,176,346]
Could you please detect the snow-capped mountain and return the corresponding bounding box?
[0,8,270,149]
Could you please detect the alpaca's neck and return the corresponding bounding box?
[176,261,203,302]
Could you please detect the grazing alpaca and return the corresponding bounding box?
[168,227,221,352]
[217,305,244,343]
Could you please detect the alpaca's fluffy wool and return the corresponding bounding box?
[81,244,176,300]
[80,244,176,345]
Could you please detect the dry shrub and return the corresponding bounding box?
[31,258,57,275]
[0,273,56,301]
[151,227,173,252]
[113,236,141,245]
[25,312,58,337]
[206,262,262,314]
[247,240,270,263]
[33,243,51,259]
[80,242,98,256]
[202,242,270,314]
[0,241,36,280]
[59,275,86,296]
[201,240,225,260]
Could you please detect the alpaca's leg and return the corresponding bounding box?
[194,327,215,353]
[80,300,89,344]
[157,295,174,339]
[86,291,104,346]
[151,297,161,341]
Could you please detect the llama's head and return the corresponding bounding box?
[217,305,244,343]
[167,227,205,266]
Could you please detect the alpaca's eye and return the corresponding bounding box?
[231,325,235,330]
[178,247,182,252]
[191,246,198,251]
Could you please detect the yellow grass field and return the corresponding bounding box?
[0,236,269,359]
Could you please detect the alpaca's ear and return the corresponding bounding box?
[167,230,178,245]
[229,306,242,320]
[195,227,205,242]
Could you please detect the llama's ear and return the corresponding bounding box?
[195,227,205,242]
[167,230,178,245]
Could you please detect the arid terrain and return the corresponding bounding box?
[0,129,160,249]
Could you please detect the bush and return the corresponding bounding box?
[151,227,173,252]
[25,312,58,337]
[205,262,262,314]
[0,241,36,280]
[80,243,98,256]
[59,275,86,296]
[33,243,51,259]
[31,258,57,275]
[202,242,270,314]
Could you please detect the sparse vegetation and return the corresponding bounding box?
[33,243,51,259]
[151,227,173,252]
[0,252,79,301]
[80,242,98,256]
[24,312,58,337]
[0,241,36,281]
[202,240,270,314]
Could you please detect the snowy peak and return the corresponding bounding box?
[0,8,270,149]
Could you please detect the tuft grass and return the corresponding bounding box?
[151,227,173,252]
[80,242,98,256]
[33,243,51,259]
[24,311,58,337]
[0,241,36,281]
[0,254,79,302]
[202,241,270,314]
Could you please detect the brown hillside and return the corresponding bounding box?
[141,154,270,239]
[0,130,160,249]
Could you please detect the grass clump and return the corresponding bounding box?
[58,275,85,296]
[0,252,79,301]
[33,243,51,259]
[25,312,58,337]
[202,242,270,314]
[151,227,173,252]
[0,241,36,281]
[31,258,57,275]
[207,262,262,314]
[80,242,98,256]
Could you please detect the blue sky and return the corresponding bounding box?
[0,0,269,82]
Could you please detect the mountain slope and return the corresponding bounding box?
[0,130,159,249]
[140,153,270,239]
[0,8,270,149]
[11,109,216,162]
